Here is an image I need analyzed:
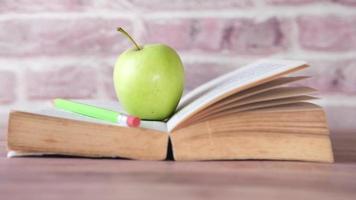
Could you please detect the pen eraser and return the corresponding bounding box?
[127,116,140,127]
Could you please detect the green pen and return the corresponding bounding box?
[53,99,141,127]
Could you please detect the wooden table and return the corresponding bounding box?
[1,132,356,200]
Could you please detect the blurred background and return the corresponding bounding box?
[0,0,356,139]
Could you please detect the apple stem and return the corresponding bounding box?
[117,27,142,50]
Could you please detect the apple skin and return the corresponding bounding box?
[113,44,184,120]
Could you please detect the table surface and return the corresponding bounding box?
[1,132,356,200]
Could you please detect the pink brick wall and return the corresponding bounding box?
[0,0,356,138]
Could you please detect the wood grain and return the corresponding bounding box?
[1,131,356,200]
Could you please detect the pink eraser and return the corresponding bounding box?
[127,116,141,127]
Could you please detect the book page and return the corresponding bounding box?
[193,86,316,119]
[15,101,168,132]
[188,95,316,125]
[188,76,309,116]
[168,59,307,132]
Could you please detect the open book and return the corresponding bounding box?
[6,59,334,162]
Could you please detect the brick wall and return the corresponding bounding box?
[0,0,356,138]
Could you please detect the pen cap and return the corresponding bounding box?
[127,116,140,127]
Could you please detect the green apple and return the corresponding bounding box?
[113,27,184,120]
